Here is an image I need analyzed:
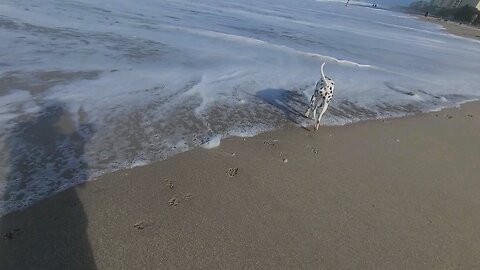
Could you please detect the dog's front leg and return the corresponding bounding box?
[304,107,311,118]
[313,101,324,121]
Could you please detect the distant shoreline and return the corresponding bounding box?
[418,15,480,40]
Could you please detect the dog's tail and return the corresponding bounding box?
[320,62,327,82]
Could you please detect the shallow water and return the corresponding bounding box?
[1,0,480,215]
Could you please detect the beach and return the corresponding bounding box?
[420,16,480,40]
[2,101,480,269]
[2,1,480,269]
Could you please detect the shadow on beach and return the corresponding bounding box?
[0,103,97,270]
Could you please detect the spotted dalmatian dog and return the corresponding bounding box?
[304,62,334,131]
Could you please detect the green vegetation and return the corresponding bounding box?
[407,3,480,23]
[436,5,479,22]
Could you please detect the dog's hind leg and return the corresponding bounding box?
[312,100,324,121]
[304,96,316,118]
[314,100,330,131]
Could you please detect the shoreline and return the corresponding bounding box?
[2,101,480,269]
[2,98,478,217]
[418,15,480,40]
[2,2,480,219]
[2,10,480,268]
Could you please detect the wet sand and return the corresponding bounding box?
[1,101,480,269]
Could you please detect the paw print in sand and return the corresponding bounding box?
[227,168,238,177]
[168,197,179,206]
[133,222,145,230]
[263,140,275,147]
[183,193,192,201]
[164,179,174,189]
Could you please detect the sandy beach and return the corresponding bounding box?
[1,101,480,269]
[2,2,480,269]
[420,16,480,40]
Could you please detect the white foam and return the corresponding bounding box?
[201,135,222,149]
[0,90,39,128]
[130,159,149,168]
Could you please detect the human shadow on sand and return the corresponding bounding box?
[0,103,97,270]
[256,89,309,124]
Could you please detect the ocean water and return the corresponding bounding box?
[1,0,480,215]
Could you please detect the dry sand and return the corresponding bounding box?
[1,101,480,269]
[421,16,480,40]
